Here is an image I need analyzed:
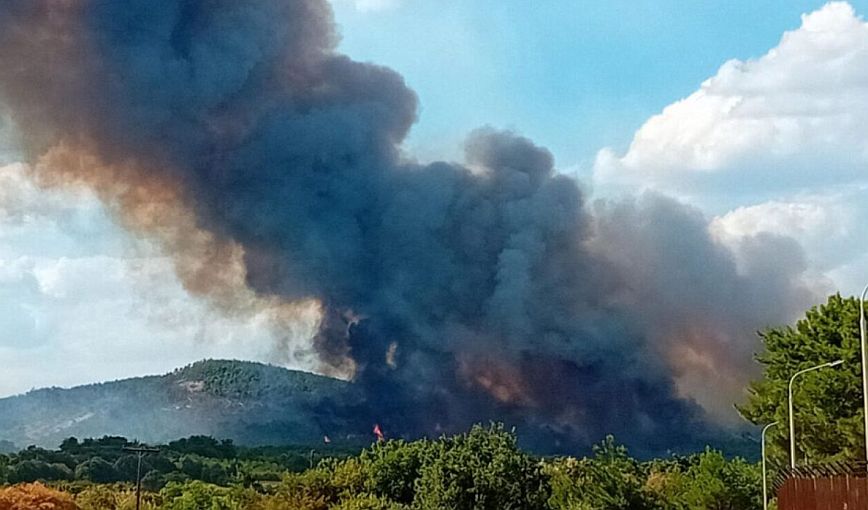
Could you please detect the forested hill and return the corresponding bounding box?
[0,360,371,450]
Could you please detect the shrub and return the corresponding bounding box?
[413,424,550,510]
[332,493,405,510]
[546,436,656,510]
[357,439,432,504]
[159,480,260,510]
[0,482,78,510]
[76,484,121,510]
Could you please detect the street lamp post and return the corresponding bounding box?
[860,284,868,471]
[761,421,778,510]
[788,360,844,469]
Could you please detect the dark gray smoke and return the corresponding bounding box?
[0,0,818,454]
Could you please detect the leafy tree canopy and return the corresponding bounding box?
[738,294,865,466]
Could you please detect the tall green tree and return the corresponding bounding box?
[75,457,120,483]
[546,436,655,510]
[0,454,8,484]
[357,438,433,504]
[413,423,550,510]
[738,294,865,466]
[678,449,760,510]
[7,460,73,483]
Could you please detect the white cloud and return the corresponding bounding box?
[332,0,404,13]
[711,195,850,246]
[594,2,868,196]
[591,2,868,296]
[0,163,318,397]
[709,192,863,286]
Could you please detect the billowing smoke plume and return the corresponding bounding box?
[0,0,818,454]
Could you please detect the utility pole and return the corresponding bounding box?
[122,445,160,510]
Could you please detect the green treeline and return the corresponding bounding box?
[0,434,355,489]
[0,425,759,510]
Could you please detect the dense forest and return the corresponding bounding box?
[0,424,759,509]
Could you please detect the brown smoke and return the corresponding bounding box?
[0,0,820,453]
[31,143,347,376]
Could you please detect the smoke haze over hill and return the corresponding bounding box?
[0,0,820,453]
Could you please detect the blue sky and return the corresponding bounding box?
[3,0,868,397]
[331,0,868,170]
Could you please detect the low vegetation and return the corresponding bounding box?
[0,425,759,510]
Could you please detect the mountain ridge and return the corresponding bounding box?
[0,359,371,450]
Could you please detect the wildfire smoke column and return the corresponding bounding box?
[0,0,817,453]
